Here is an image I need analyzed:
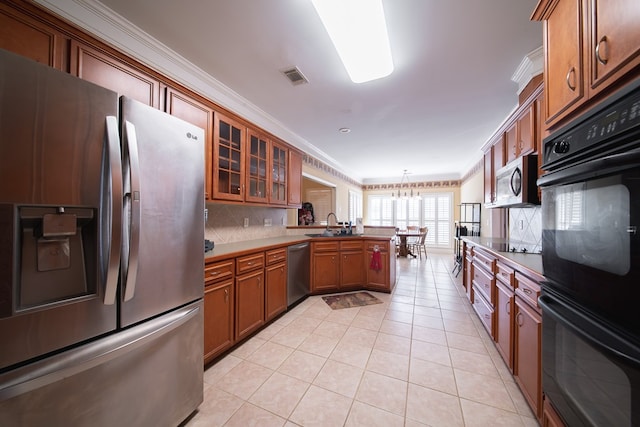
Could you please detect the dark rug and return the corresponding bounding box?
[322,292,383,310]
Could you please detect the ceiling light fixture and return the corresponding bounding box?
[310,0,394,84]
[391,170,420,200]
[339,127,351,133]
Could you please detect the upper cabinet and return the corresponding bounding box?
[165,87,214,200]
[0,3,68,71]
[270,140,288,205]
[245,128,269,204]
[213,112,246,202]
[533,0,640,128]
[505,104,535,163]
[70,41,160,108]
[288,150,303,208]
[0,1,304,207]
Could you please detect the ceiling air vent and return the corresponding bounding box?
[281,66,308,86]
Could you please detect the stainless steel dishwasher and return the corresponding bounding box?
[287,242,310,307]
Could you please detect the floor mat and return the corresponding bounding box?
[321,291,383,310]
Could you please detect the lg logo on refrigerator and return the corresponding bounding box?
[186,132,199,141]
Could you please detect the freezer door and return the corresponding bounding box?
[0,49,120,370]
[0,300,204,426]
[119,97,205,327]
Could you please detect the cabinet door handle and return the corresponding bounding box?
[523,288,532,295]
[566,67,576,91]
[224,288,229,303]
[595,35,608,65]
[516,312,524,326]
[506,301,511,315]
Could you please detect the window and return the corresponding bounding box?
[422,192,453,247]
[367,192,453,248]
[348,190,363,223]
[368,195,394,226]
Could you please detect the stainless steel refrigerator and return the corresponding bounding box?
[0,49,205,425]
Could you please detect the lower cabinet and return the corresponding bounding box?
[203,279,234,364]
[366,240,394,292]
[311,245,340,293]
[235,269,265,341]
[340,241,364,290]
[311,238,395,294]
[265,259,287,321]
[462,241,543,422]
[542,397,566,427]
[203,259,235,364]
[514,280,542,419]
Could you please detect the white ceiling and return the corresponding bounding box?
[64,0,543,183]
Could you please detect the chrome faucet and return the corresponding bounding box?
[325,212,338,235]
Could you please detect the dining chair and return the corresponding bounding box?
[406,225,420,247]
[412,227,428,259]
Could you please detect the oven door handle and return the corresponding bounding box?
[539,294,640,367]
[538,147,640,187]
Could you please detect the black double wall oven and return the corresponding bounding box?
[538,78,640,426]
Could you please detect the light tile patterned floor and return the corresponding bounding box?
[185,253,539,427]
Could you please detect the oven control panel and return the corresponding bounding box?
[542,78,640,171]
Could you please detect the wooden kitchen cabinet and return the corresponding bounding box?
[471,248,496,336]
[0,3,68,71]
[213,111,245,202]
[204,279,234,364]
[514,272,543,419]
[505,104,535,163]
[483,147,494,205]
[542,397,566,427]
[70,40,160,108]
[265,248,287,322]
[245,128,269,204]
[340,241,364,290]
[203,259,235,364]
[270,140,288,205]
[288,149,303,207]
[235,252,265,341]
[533,0,640,127]
[495,261,515,369]
[165,87,214,200]
[311,241,340,293]
[463,244,474,302]
[365,240,395,292]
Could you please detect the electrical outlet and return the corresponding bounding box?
[243,218,249,228]
[264,218,272,227]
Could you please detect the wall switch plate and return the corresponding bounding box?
[243,218,249,228]
[264,218,272,227]
[519,219,524,230]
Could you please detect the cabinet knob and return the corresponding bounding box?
[506,301,511,315]
[516,312,524,326]
[595,35,608,65]
[224,288,229,302]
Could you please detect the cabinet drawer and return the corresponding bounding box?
[266,248,287,265]
[472,288,494,337]
[473,249,496,274]
[515,272,541,309]
[236,252,265,274]
[472,263,495,306]
[365,241,388,252]
[340,240,363,251]
[496,261,515,288]
[313,241,340,252]
[204,259,234,284]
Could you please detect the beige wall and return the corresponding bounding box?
[460,168,506,238]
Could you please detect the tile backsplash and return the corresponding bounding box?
[508,206,542,253]
[205,204,288,244]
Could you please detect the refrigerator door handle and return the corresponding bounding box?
[103,116,123,305]
[121,120,141,302]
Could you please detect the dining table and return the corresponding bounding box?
[395,230,423,258]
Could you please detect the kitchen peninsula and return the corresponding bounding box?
[203,234,396,364]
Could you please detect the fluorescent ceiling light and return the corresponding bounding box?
[311,0,394,83]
